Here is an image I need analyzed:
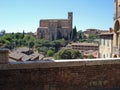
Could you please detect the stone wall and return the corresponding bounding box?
[0,59,120,90]
[40,20,49,27]
[0,49,9,64]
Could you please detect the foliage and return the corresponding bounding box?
[88,55,94,59]
[47,50,54,57]
[0,30,6,35]
[71,26,77,41]
[52,39,66,52]
[24,34,35,42]
[28,41,34,49]
[38,46,48,55]
[87,34,98,42]
[54,48,83,60]
[77,30,83,40]
[0,32,36,49]
[89,34,97,39]
[57,30,62,39]
[35,39,51,48]
[35,39,66,54]
[76,30,100,43]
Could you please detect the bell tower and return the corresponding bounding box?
[68,12,73,29]
[68,12,73,40]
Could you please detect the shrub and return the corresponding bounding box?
[54,48,83,60]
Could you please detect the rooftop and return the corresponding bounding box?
[70,42,98,46]
[0,48,9,53]
[99,32,113,36]
[9,47,44,62]
[40,19,68,22]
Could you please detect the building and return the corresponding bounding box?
[66,42,99,58]
[83,50,98,58]
[99,0,120,58]
[37,12,73,40]
[113,0,120,57]
[83,29,108,38]
[66,42,99,51]
[9,47,44,62]
[99,31,113,58]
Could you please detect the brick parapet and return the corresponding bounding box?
[0,58,120,70]
[0,49,9,64]
[0,58,120,90]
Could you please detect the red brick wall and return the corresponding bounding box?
[40,20,49,27]
[40,20,70,28]
[0,60,120,90]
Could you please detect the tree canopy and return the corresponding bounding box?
[54,48,83,60]
[0,33,36,49]
[71,26,77,41]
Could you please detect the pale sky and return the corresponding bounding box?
[0,0,114,33]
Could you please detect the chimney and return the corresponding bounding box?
[109,27,113,33]
[0,49,9,64]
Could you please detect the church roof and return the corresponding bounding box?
[40,19,68,22]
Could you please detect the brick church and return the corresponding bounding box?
[37,12,73,40]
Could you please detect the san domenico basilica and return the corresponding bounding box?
[37,12,72,40]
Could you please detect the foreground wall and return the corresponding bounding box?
[0,59,120,90]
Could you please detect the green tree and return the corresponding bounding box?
[38,46,48,55]
[52,39,66,52]
[35,39,51,48]
[47,50,54,57]
[0,30,6,35]
[0,33,36,49]
[71,26,77,41]
[77,30,83,40]
[88,34,97,42]
[54,48,82,60]
[0,43,3,47]
[24,34,35,42]
[28,41,34,49]
[22,30,25,39]
[57,30,62,39]
[2,34,12,42]
[88,54,94,59]
[14,33,23,39]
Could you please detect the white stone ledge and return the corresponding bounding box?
[0,58,120,70]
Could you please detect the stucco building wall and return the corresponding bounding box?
[99,33,113,58]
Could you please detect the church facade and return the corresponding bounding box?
[37,12,73,40]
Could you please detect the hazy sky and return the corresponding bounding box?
[0,0,114,33]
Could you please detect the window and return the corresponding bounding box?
[101,39,104,45]
[103,54,105,58]
[103,39,105,45]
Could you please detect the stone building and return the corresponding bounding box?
[99,0,120,58]
[113,0,120,57]
[66,42,99,58]
[83,29,108,38]
[37,12,73,40]
[66,42,98,51]
[99,31,113,58]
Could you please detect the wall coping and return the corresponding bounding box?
[0,58,120,70]
[0,48,9,53]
